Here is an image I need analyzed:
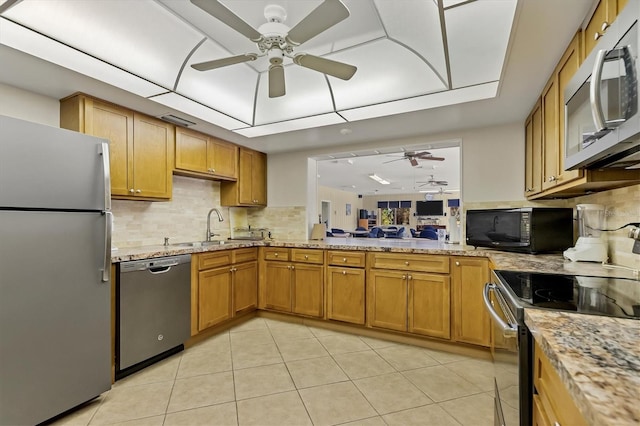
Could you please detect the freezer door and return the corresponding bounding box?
[0,115,110,211]
[0,211,111,426]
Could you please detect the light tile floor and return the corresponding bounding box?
[52,317,501,426]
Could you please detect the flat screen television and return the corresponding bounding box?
[416,200,443,216]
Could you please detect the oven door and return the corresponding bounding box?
[483,281,525,426]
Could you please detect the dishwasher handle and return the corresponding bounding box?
[148,266,173,274]
[483,283,518,338]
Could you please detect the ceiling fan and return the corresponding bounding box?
[383,151,445,167]
[416,175,449,187]
[423,187,457,195]
[190,0,358,97]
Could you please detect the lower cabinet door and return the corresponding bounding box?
[233,261,257,315]
[408,273,451,339]
[264,262,292,312]
[292,264,324,318]
[327,267,365,324]
[367,270,407,331]
[198,266,233,331]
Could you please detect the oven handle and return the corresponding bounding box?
[483,283,518,338]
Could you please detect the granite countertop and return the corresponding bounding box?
[525,309,640,426]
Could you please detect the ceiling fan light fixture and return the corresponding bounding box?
[369,174,390,185]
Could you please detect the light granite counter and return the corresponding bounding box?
[525,309,640,426]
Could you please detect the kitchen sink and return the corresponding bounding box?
[171,240,225,247]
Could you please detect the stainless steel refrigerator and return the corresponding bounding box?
[0,115,112,425]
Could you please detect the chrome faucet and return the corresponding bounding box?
[206,208,224,241]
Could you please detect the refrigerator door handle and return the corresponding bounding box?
[99,142,112,211]
[102,211,112,282]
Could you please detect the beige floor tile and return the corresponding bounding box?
[90,381,173,425]
[276,337,329,361]
[231,342,282,370]
[299,382,377,426]
[233,363,295,400]
[359,336,399,350]
[422,348,473,364]
[229,317,268,333]
[104,415,166,426]
[354,372,433,415]
[317,333,370,355]
[286,356,349,389]
[189,332,230,354]
[375,344,439,371]
[236,390,312,426]
[444,359,496,391]
[263,318,305,330]
[164,402,237,426]
[269,325,315,342]
[167,371,235,413]
[230,329,274,348]
[307,325,345,337]
[333,350,395,379]
[340,416,388,426]
[51,393,107,426]
[382,404,461,426]
[114,355,180,388]
[439,393,494,426]
[404,365,482,402]
[177,348,232,378]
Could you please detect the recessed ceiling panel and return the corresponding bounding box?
[446,0,517,88]
[178,40,258,124]
[4,0,203,88]
[374,0,447,85]
[254,65,335,125]
[235,113,345,137]
[330,39,447,110]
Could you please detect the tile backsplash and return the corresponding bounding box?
[111,175,307,248]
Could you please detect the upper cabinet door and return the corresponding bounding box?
[209,137,238,180]
[175,127,238,180]
[175,127,209,174]
[132,114,174,200]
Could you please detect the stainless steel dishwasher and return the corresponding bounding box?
[116,254,191,379]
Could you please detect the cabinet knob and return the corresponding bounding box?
[601,21,609,32]
[343,258,347,262]
[455,261,460,266]
[547,176,556,182]
[405,261,409,266]
[291,265,295,270]
[230,267,234,272]
[211,168,215,172]
[402,275,406,280]
[408,275,412,280]
[342,271,346,275]
[129,188,135,193]
[304,255,309,259]
[274,253,278,257]
[136,189,142,193]
[594,32,602,41]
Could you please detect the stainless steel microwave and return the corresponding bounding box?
[465,208,574,254]
[564,0,640,170]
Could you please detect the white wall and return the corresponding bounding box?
[317,185,364,231]
[0,83,59,126]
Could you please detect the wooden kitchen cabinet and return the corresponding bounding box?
[175,126,238,181]
[326,250,366,325]
[366,253,451,339]
[192,248,258,334]
[261,248,324,318]
[524,100,543,196]
[221,147,267,206]
[60,94,174,200]
[533,340,587,425]
[451,257,490,347]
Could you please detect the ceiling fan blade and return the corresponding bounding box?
[191,0,262,41]
[382,158,404,164]
[191,53,258,71]
[286,0,350,45]
[419,156,445,161]
[409,158,419,167]
[269,64,286,98]
[293,54,356,80]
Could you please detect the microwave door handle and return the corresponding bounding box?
[590,48,608,132]
[482,283,518,338]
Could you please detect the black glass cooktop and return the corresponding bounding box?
[495,270,640,319]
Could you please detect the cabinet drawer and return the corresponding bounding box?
[291,248,324,264]
[233,247,258,263]
[263,247,290,261]
[198,250,233,270]
[327,251,366,268]
[368,252,449,273]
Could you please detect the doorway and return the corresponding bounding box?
[321,200,331,230]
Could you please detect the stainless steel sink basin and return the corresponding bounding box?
[171,240,224,247]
